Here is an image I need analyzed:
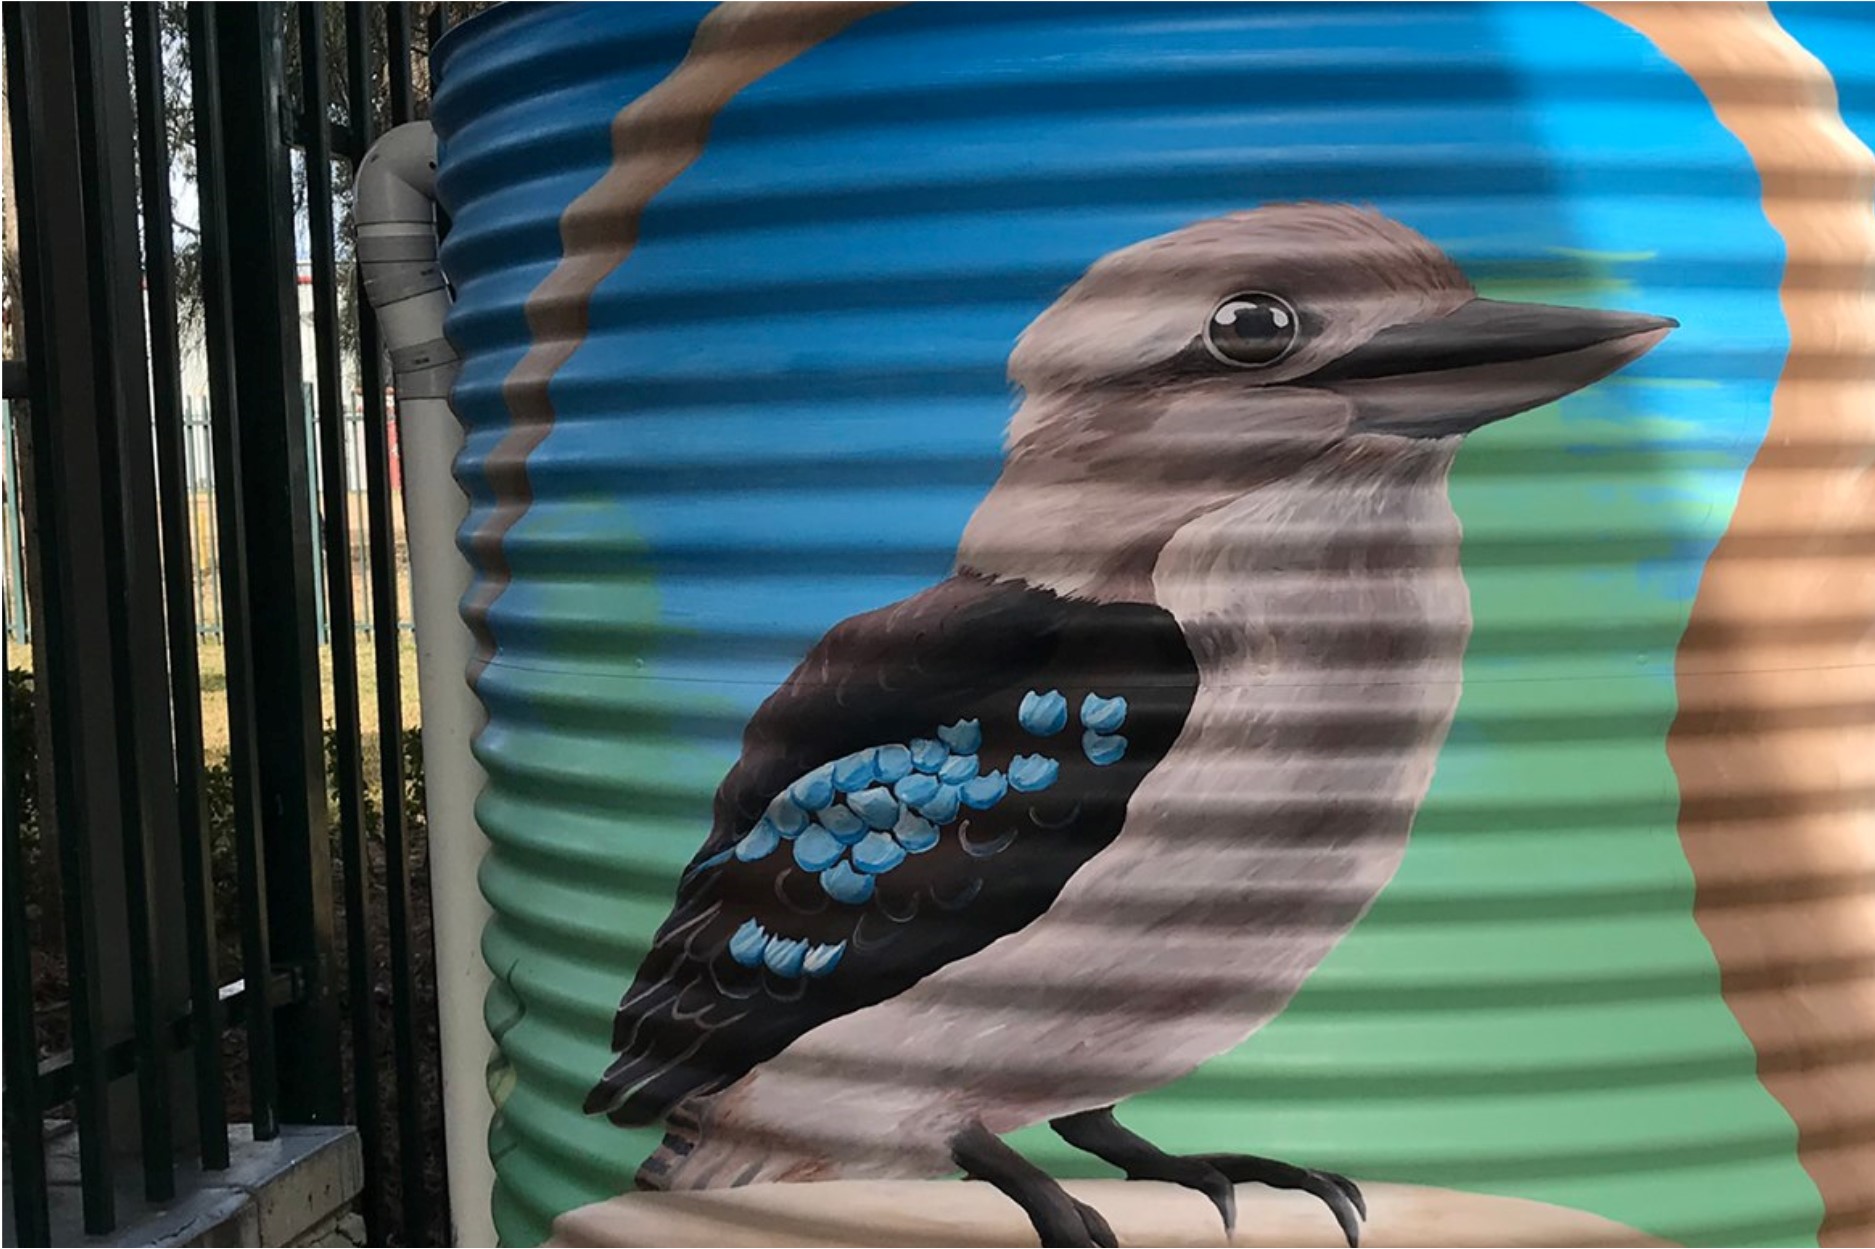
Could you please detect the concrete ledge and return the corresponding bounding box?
[4,1123,361,1247]
[548,1179,1673,1248]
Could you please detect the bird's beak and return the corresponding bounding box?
[1313,298,1677,439]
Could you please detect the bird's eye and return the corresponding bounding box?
[1203,292,1299,369]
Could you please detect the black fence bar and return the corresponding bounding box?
[187,0,281,1141]
[388,2,415,123]
[9,4,123,1232]
[0,368,47,1244]
[210,0,346,1130]
[1,43,49,1248]
[1,676,49,1245]
[298,4,385,1238]
[132,0,231,1175]
[71,1,190,1202]
[348,6,431,1239]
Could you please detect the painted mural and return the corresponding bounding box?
[579,204,1673,1249]
[428,3,1874,1246]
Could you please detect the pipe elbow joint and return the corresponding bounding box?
[356,121,458,399]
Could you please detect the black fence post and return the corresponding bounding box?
[3,0,206,1228]
[131,0,231,1175]
[188,0,282,1142]
[207,0,345,1128]
[2,19,52,1242]
[3,13,119,1226]
[0,361,49,1241]
[350,5,434,1237]
[68,1,210,1202]
[297,4,386,1238]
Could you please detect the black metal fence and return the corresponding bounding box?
[3,388,414,646]
[2,4,455,1244]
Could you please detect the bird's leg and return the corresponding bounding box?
[1050,1106,1366,1247]
[951,1121,1116,1249]
[1051,1106,1239,1234]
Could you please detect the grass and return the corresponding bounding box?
[7,630,422,770]
[205,631,424,753]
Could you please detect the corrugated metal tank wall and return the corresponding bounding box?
[428,3,1874,1244]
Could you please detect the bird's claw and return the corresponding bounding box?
[1027,1195,1117,1248]
[1071,1196,1118,1249]
[1122,1156,1237,1235]
[1326,1169,1368,1221]
[1306,1171,1364,1249]
[1194,1153,1366,1248]
[1048,1108,1363,1246]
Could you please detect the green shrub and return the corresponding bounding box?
[5,667,39,834]
[6,668,48,925]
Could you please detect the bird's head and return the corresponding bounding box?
[1002,202,1674,478]
[963,203,1673,600]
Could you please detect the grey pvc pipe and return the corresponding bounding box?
[355,120,496,1249]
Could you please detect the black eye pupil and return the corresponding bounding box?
[1204,292,1299,368]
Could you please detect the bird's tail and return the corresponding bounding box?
[634,1103,703,1192]
[635,1099,848,1192]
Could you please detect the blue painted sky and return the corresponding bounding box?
[469,2,1787,714]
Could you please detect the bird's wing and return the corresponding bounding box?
[584,571,1200,1126]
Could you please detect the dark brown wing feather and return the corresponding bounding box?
[585,571,1198,1126]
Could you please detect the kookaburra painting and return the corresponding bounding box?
[582,203,1674,1247]
[418,4,1875,1245]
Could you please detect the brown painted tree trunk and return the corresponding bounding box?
[1594,6,1875,1246]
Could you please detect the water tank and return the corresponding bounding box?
[423,4,1874,1244]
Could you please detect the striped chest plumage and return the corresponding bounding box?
[1044,452,1473,1066]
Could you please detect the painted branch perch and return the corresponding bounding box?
[547,1180,1670,1248]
